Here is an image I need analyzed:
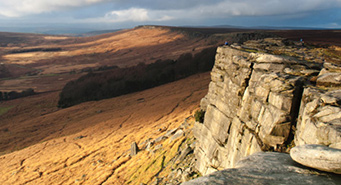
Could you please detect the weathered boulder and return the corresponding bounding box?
[164,128,178,138]
[317,73,341,87]
[290,144,341,174]
[131,142,138,156]
[317,62,341,87]
[170,129,185,142]
[178,146,193,162]
[182,152,341,185]
[154,136,166,143]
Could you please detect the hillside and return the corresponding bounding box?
[0,26,276,160]
[0,26,220,93]
[0,72,210,184]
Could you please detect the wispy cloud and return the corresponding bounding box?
[78,7,174,24]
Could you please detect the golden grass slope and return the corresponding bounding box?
[0,72,210,185]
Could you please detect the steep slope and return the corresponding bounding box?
[0,72,210,184]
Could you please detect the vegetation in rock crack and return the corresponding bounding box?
[194,110,205,123]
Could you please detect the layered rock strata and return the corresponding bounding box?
[193,45,341,175]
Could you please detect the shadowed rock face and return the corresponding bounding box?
[193,39,341,177]
[182,152,341,185]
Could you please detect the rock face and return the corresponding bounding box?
[290,144,341,174]
[194,46,317,175]
[193,43,341,176]
[182,152,341,185]
[295,62,341,147]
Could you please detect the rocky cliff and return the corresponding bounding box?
[193,39,341,176]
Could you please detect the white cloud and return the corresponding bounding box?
[105,8,150,22]
[87,8,174,23]
[0,0,108,17]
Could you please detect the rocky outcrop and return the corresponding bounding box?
[294,87,341,147]
[193,41,341,176]
[194,45,318,175]
[290,144,341,174]
[183,152,341,185]
[295,62,341,147]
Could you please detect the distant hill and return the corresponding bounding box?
[210,24,336,30]
[77,29,122,37]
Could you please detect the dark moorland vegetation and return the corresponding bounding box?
[0,65,11,78]
[0,88,36,101]
[10,47,62,54]
[58,47,217,108]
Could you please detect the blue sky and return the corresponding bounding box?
[0,0,340,33]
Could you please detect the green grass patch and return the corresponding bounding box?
[0,106,14,116]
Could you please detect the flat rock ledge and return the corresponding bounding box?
[182,152,341,185]
[290,144,341,174]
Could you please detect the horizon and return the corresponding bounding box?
[0,0,340,34]
[1,24,340,35]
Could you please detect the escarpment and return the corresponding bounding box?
[193,40,341,176]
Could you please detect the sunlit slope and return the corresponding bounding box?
[0,73,210,185]
[2,27,212,68]
[0,27,216,92]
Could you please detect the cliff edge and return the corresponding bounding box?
[191,38,341,179]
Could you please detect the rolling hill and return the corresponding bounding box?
[0,26,221,92]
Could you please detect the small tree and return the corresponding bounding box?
[194,110,205,123]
